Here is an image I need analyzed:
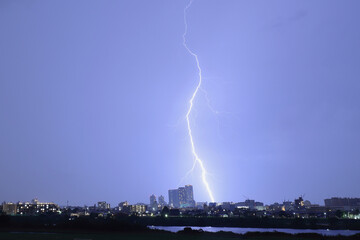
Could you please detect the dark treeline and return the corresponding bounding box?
[0,214,148,232]
[1,214,360,231]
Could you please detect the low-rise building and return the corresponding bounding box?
[325,197,360,211]
[2,199,60,216]
[130,204,147,214]
[98,201,110,210]
[2,202,17,215]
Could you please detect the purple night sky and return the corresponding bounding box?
[1,0,360,206]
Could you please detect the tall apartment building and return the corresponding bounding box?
[168,185,195,208]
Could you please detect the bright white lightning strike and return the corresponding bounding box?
[182,0,215,203]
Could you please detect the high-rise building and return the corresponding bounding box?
[150,194,157,206]
[178,187,186,207]
[168,185,195,208]
[185,185,195,207]
[185,185,194,202]
[158,195,166,207]
[168,189,179,208]
[150,194,158,211]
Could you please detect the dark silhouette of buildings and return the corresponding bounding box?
[324,197,360,210]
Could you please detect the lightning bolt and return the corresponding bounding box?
[182,0,215,203]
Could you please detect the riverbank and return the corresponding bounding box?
[149,225,360,236]
[136,216,360,230]
[1,215,360,239]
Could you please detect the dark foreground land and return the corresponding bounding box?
[1,228,360,240]
[1,215,360,240]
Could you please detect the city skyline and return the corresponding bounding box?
[2,185,359,208]
[1,0,360,206]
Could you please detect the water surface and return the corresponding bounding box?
[148,226,360,236]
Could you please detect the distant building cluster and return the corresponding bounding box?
[1,198,60,216]
[324,197,360,211]
[1,189,360,220]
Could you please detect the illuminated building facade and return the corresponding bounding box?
[185,185,195,207]
[178,187,186,207]
[130,204,147,214]
[168,189,180,208]
[2,202,17,215]
[97,201,110,210]
[2,199,60,216]
[168,185,195,208]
